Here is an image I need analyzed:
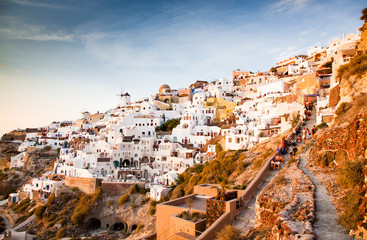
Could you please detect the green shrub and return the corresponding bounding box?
[149,207,156,216]
[0,218,5,233]
[55,227,66,239]
[129,184,139,194]
[292,113,300,128]
[155,118,180,132]
[315,122,328,131]
[71,187,102,225]
[338,189,362,231]
[337,158,367,189]
[335,102,352,116]
[136,224,144,233]
[337,53,367,80]
[216,225,242,240]
[215,143,223,154]
[314,151,334,168]
[118,194,130,205]
[35,205,47,222]
[106,199,114,207]
[138,187,147,194]
[15,215,27,225]
[274,175,287,186]
[44,146,51,151]
[47,194,56,206]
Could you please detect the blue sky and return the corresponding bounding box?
[0,0,365,136]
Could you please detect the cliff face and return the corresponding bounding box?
[310,113,367,163]
[0,141,20,168]
[337,21,367,100]
[357,22,367,54]
[309,112,367,238]
[23,148,58,175]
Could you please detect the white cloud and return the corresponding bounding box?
[8,0,68,9]
[270,48,282,54]
[298,30,309,36]
[0,17,74,42]
[267,0,312,13]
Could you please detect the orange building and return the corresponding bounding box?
[156,184,243,240]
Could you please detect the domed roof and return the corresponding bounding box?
[159,84,171,94]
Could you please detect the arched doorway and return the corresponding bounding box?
[113,221,127,231]
[122,159,130,168]
[131,224,138,232]
[86,218,101,230]
[141,156,149,164]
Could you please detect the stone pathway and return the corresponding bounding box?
[295,111,352,239]
[233,148,291,234]
[299,150,352,240]
[234,110,351,239]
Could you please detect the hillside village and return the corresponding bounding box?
[1,15,366,240]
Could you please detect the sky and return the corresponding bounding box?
[0,0,365,137]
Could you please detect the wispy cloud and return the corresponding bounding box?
[267,0,312,13]
[0,17,74,42]
[8,0,68,9]
[270,48,282,54]
[0,27,74,41]
[298,30,309,36]
[273,46,307,62]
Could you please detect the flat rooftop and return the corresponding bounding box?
[163,195,208,212]
[175,197,207,211]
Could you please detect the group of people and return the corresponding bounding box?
[271,103,316,170]
[271,153,284,170]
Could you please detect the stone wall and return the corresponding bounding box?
[310,114,367,163]
[205,199,225,228]
[254,164,315,239]
[101,182,145,196]
[65,177,98,194]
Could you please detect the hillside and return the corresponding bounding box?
[169,129,293,200]
[305,17,367,238]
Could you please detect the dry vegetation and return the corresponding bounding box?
[334,93,367,125]
[170,131,284,201]
[29,187,102,239]
[337,53,367,80]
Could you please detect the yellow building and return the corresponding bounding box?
[203,97,236,121]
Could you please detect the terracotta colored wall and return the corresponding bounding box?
[193,185,219,197]
[196,212,231,240]
[170,215,206,237]
[296,73,319,95]
[156,194,206,240]
[329,84,341,107]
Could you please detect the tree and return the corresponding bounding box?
[218,177,228,201]
[270,67,277,73]
[361,8,367,22]
[185,197,193,215]
[215,143,223,154]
